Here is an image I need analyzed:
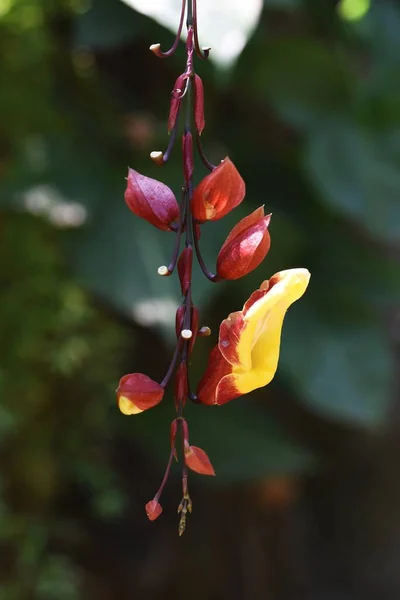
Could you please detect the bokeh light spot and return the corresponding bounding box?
[337,0,370,22]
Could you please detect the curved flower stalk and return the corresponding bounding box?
[117,0,310,535]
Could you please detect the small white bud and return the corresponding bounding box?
[157,265,169,276]
[150,151,164,165]
[181,329,193,340]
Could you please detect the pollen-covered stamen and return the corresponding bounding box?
[148,0,186,58]
[178,464,192,536]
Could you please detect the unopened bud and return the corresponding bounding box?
[145,499,163,521]
[198,326,211,337]
[125,168,179,231]
[181,329,193,339]
[149,43,162,57]
[150,150,164,165]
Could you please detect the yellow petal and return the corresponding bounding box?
[234,268,310,382]
[118,395,144,415]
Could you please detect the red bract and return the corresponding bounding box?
[216,207,272,280]
[182,132,194,185]
[125,168,179,231]
[193,74,205,134]
[145,499,163,521]
[184,445,215,476]
[191,158,245,221]
[117,373,164,415]
[178,247,193,295]
[168,73,187,132]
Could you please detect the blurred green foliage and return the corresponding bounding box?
[0,0,399,597]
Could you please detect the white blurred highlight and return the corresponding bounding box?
[120,0,263,67]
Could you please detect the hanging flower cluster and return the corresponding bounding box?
[117,0,310,535]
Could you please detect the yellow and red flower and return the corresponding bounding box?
[117,373,164,415]
[197,268,310,405]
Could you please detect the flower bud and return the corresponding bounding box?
[175,363,188,406]
[145,499,163,521]
[117,373,164,415]
[175,305,185,338]
[168,73,187,132]
[191,158,245,222]
[193,74,205,134]
[184,445,215,476]
[125,168,179,231]
[182,132,194,185]
[178,246,193,295]
[216,207,271,280]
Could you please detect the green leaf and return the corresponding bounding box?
[281,305,392,426]
[304,119,400,243]
[74,0,144,49]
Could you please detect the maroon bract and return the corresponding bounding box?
[125,168,179,231]
[216,207,272,280]
[193,74,205,134]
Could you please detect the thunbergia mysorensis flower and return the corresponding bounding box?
[117,0,310,535]
[197,269,310,405]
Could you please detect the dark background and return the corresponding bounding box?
[0,0,399,598]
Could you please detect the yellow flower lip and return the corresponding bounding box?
[197,268,311,406]
[118,395,144,415]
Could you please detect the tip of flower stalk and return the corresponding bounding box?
[150,151,164,165]
[198,326,211,337]
[157,265,170,276]
[145,499,163,521]
[181,329,193,340]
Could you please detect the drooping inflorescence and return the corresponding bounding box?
[117,0,310,535]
